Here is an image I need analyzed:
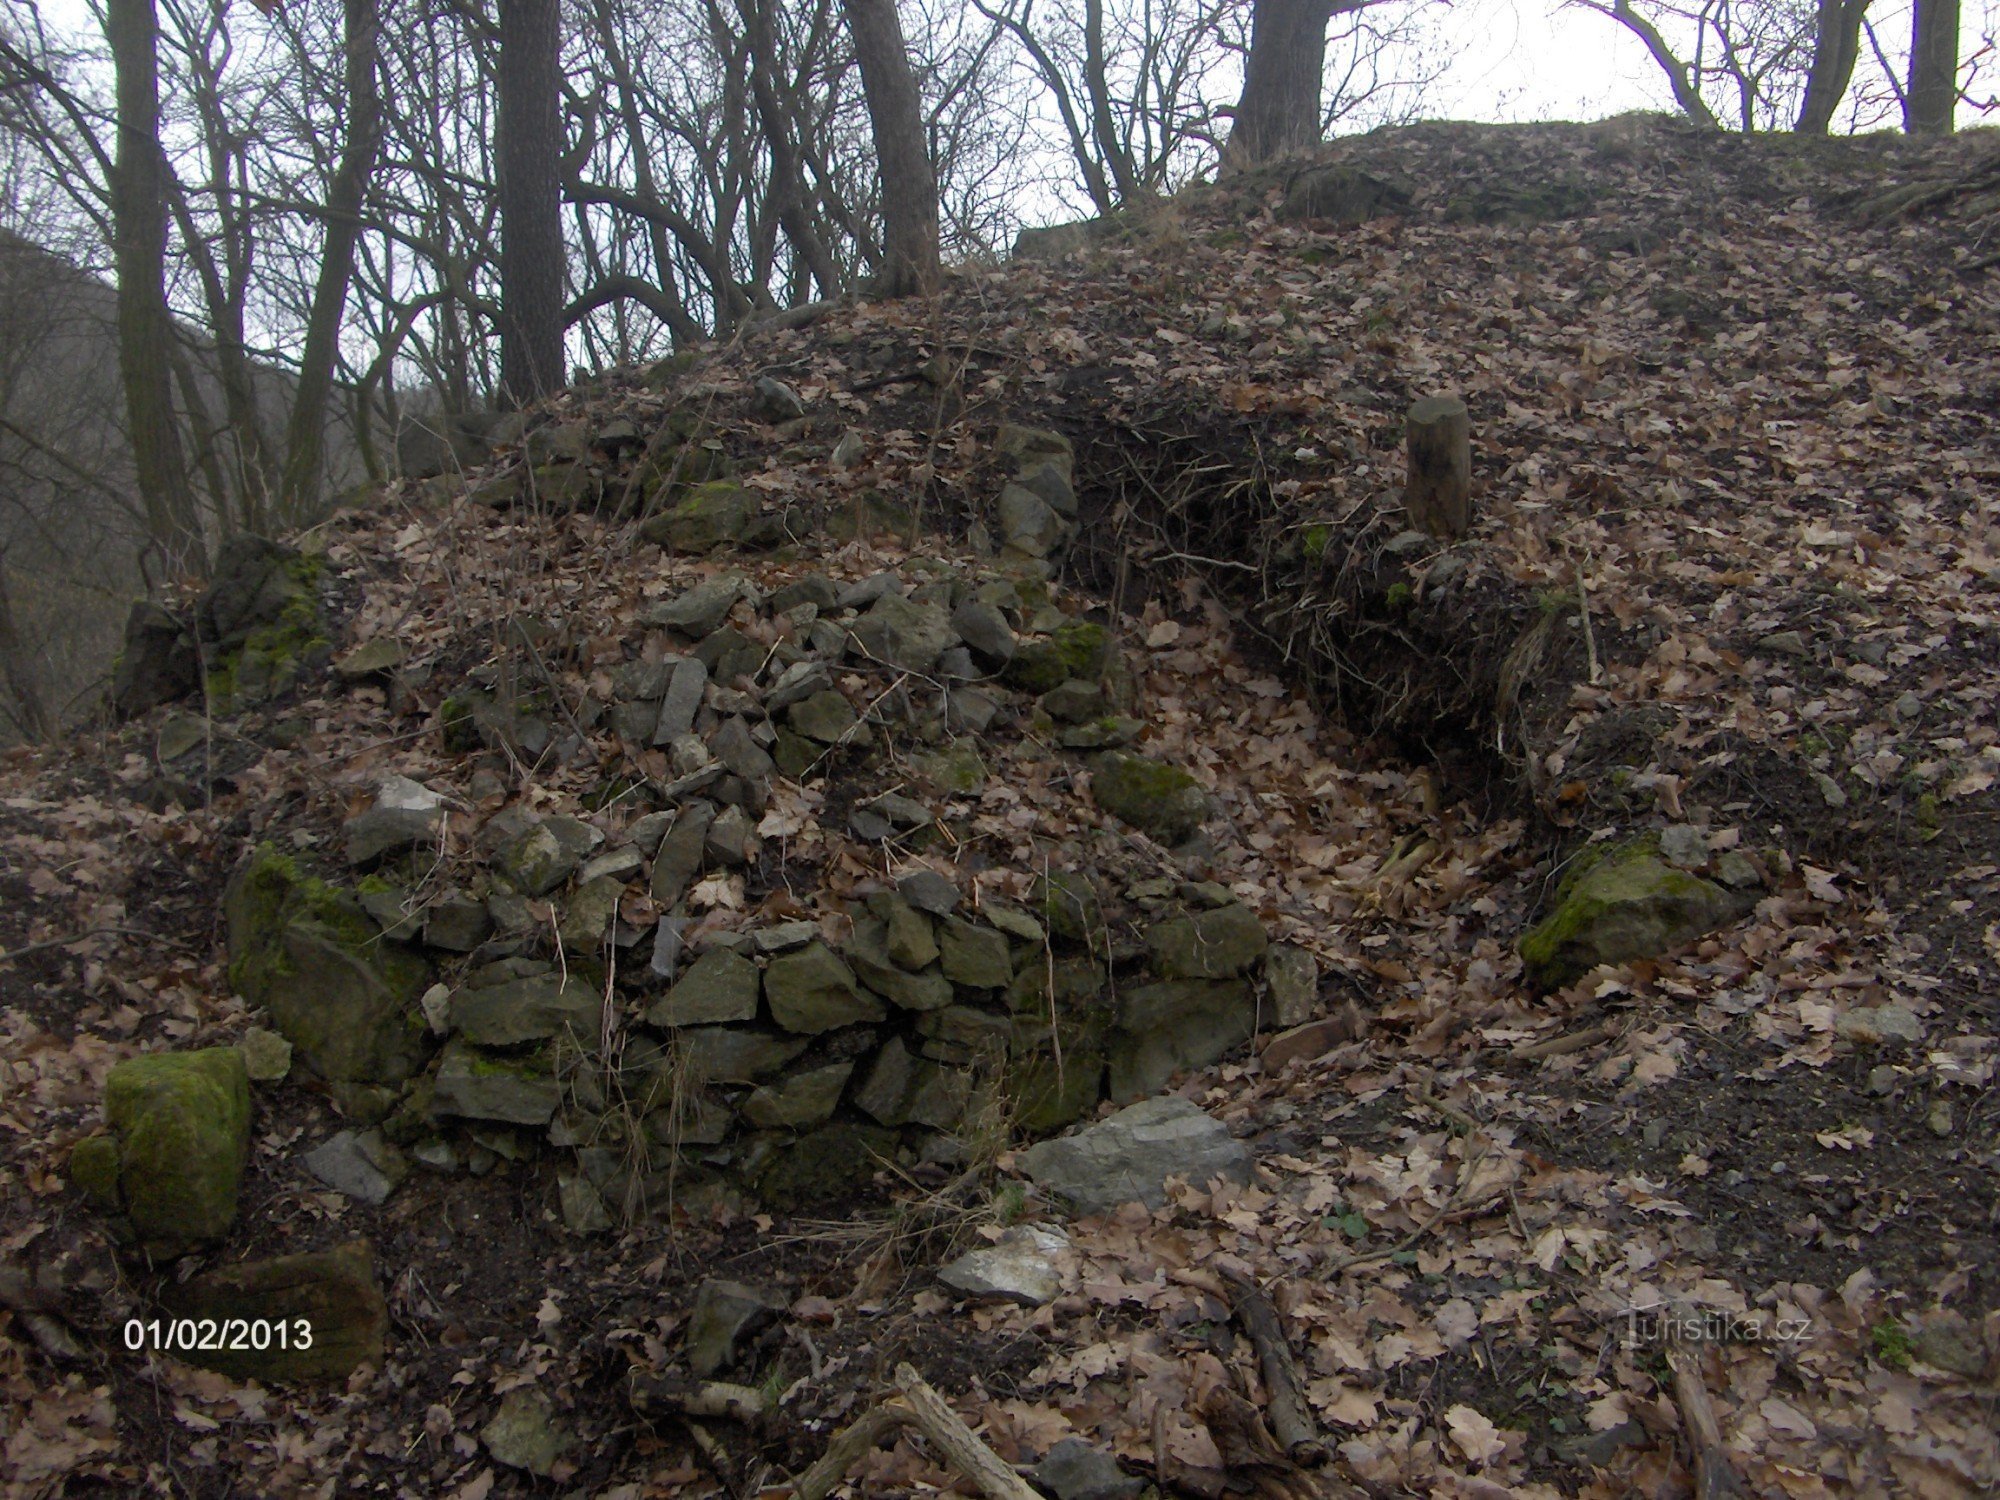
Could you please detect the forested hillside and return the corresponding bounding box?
[0,115,1995,1498]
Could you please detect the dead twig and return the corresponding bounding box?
[1320,1142,1492,1280]
[1220,1268,1325,1464]
[788,1362,1039,1500]
[1513,1021,1616,1060]
[1663,1327,1748,1499]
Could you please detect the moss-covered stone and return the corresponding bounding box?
[202,549,329,712]
[1091,751,1207,844]
[162,1240,387,1381]
[1031,871,1102,947]
[639,479,756,553]
[1009,1043,1107,1133]
[938,918,1013,990]
[431,1038,562,1125]
[1004,621,1110,694]
[224,845,432,1092]
[68,1133,122,1210]
[1519,838,1756,990]
[912,742,989,796]
[1147,904,1268,980]
[93,1047,251,1258]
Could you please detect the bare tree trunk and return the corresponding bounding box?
[497,0,566,405]
[1223,0,1335,170]
[840,0,939,298]
[1795,0,1869,132]
[1907,0,1959,134]
[282,0,382,519]
[106,0,203,575]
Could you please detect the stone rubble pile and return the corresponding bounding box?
[76,423,1326,1267]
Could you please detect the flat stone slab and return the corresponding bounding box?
[1019,1095,1252,1215]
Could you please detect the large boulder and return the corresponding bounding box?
[70,1047,250,1259]
[162,1240,387,1381]
[224,845,432,1103]
[1519,838,1756,990]
[1147,904,1267,980]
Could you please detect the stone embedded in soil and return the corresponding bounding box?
[1260,1015,1355,1073]
[648,948,760,1027]
[770,575,838,614]
[1108,979,1256,1101]
[1146,903,1268,980]
[1031,1438,1145,1500]
[763,941,882,1033]
[741,1061,855,1130]
[1834,1004,1924,1047]
[163,1240,387,1383]
[1264,944,1319,1027]
[686,1280,789,1377]
[1040,678,1106,723]
[1020,1095,1252,1216]
[1058,716,1144,750]
[938,1224,1071,1307]
[481,1388,570,1476]
[1518,839,1756,990]
[647,575,743,636]
[559,1172,614,1234]
[432,1039,561,1124]
[303,1128,408,1205]
[422,892,492,952]
[1091,751,1208,845]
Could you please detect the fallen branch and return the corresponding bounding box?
[788,1364,1040,1500]
[791,1405,909,1500]
[1513,1021,1616,1060]
[1220,1268,1325,1464]
[891,1363,1043,1500]
[1663,1328,1747,1499]
[0,926,157,966]
[627,1372,766,1423]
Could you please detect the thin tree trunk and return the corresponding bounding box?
[840,0,939,298]
[497,0,566,405]
[282,0,382,520]
[1223,0,1335,170]
[1795,0,1869,132]
[106,0,203,575]
[1907,0,1960,134]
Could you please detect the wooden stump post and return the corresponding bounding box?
[1405,395,1471,539]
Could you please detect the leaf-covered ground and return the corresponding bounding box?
[3,116,1998,1498]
